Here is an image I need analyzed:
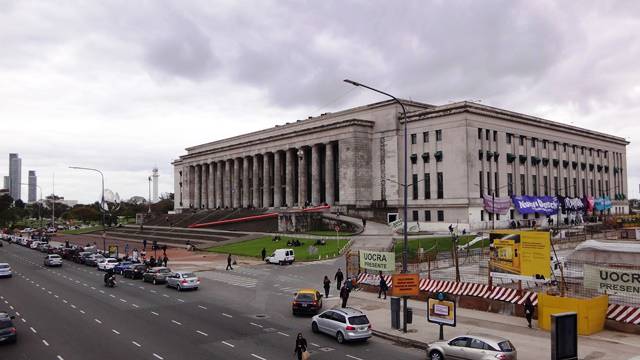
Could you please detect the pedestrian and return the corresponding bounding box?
[162,255,168,267]
[334,268,344,291]
[524,297,534,328]
[378,271,388,299]
[143,239,147,251]
[162,244,167,256]
[226,253,233,270]
[323,275,331,298]
[339,284,350,308]
[261,247,266,261]
[362,218,367,227]
[293,333,308,360]
[149,256,156,267]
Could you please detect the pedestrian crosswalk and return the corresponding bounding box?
[199,271,258,288]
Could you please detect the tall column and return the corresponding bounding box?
[263,153,271,207]
[224,159,232,207]
[232,159,240,208]
[273,151,282,207]
[298,148,308,206]
[325,142,335,205]
[184,165,192,208]
[311,144,321,205]
[242,157,250,207]
[215,161,223,207]
[195,164,202,209]
[207,162,214,208]
[252,155,261,207]
[285,149,295,207]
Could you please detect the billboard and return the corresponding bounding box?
[359,250,395,272]
[427,298,456,326]
[584,265,640,296]
[390,273,420,296]
[489,231,551,279]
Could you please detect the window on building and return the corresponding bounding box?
[563,143,567,152]
[412,210,419,221]
[437,172,444,199]
[573,178,578,197]
[494,172,499,197]
[507,173,513,196]
[544,176,549,196]
[590,179,594,196]
[572,145,576,154]
[412,174,418,200]
[480,210,484,221]
[532,175,538,196]
[531,138,537,148]
[598,179,602,197]
[437,210,444,222]
[523,213,529,220]
[510,209,514,220]
[423,152,430,163]
[597,149,601,158]
[553,142,558,151]
[581,147,585,155]
[487,171,492,195]
[589,148,593,156]
[479,150,483,161]
[423,131,429,143]
[605,180,609,196]
[436,130,442,141]
[519,136,524,146]
[425,210,431,221]
[493,130,497,142]
[485,129,490,140]
[496,214,500,220]
[506,133,512,144]
[479,171,484,198]
[424,173,431,199]
[554,176,559,195]
[520,174,526,196]
[489,212,494,221]
[543,140,547,149]
[410,154,417,165]
[582,179,586,197]
[564,177,568,196]
[411,134,416,145]
[478,128,482,140]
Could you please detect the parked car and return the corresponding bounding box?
[85,254,105,267]
[0,263,12,278]
[30,241,43,249]
[113,261,136,275]
[97,258,119,271]
[311,308,371,344]
[292,289,323,315]
[73,251,92,264]
[44,254,63,267]
[0,312,17,344]
[265,248,295,265]
[123,264,149,279]
[166,271,200,291]
[143,267,172,285]
[38,243,51,253]
[426,334,517,360]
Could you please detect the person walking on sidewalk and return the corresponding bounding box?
[334,268,344,291]
[261,247,266,261]
[293,333,308,360]
[524,297,534,328]
[339,284,350,308]
[226,253,233,270]
[362,217,367,228]
[162,255,168,267]
[323,275,331,298]
[143,239,147,251]
[378,271,388,299]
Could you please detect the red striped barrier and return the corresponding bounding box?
[607,304,640,324]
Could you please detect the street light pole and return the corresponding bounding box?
[344,79,409,332]
[148,176,152,214]
[69,166,106,251]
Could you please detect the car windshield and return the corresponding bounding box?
[0,265,9,269]
[0,319,13,328]
[182,273,196,278]
[295,293,314,301]
[50,255,61,259]
[158,268,171,273]
[348,315,369,325]
[498,340,515,352]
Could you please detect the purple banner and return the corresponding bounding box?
[483,194,511,215]
[511,195,559,215]
[558,196,585,212]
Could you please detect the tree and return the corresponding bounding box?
[14,199,25,208]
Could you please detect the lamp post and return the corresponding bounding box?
[69,166,106,251]
[343,79,409,332]
[21,183,43,229]
[148,176,152,214]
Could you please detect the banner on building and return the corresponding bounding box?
[482,194,511,215]
[511,195,559,215]
[583,196,595,212]
[594,197,612,211]
[489,231,551,279]
[558,196,586,212]
[584,265,640,296]
[359,250,395,272]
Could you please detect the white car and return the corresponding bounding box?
[97,258,119,271]
[44,254,63,267]
[0,263,12,278]
[265,248,295,265]
[30,241,43,249]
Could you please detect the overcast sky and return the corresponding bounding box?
[1,0,639,204]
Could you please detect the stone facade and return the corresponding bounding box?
[173,100,629,231]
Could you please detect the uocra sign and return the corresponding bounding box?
[359,250,395,272]
[584,265,640,296]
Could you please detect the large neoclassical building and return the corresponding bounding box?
[173,99,629,230]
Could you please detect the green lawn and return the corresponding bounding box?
[61,226,103,235]
[207,236,348,261]
[394,235,488,258]
[306,230,354,237]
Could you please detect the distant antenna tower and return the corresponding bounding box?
[152,167,159,203]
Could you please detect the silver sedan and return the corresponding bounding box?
[427,333,517,360]
[166,271,200,291]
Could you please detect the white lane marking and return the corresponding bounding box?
[162,294,169,298]
[222,341,235,348]
[177,298,185,302]
[15,312,20,316]
[132,341,141,347]
[94,319,102,324]
[346,356,364,360]
[250,322,263,328]
[109,294,116,298]
[9,306,14,310]
[251,354,267,360]
[48,291,52,294]
[120,299,127,303]
[311,343,320,347]
[54,295,59,298]
[70,304,77,309]
[153,353,164,360]
[196,330,208,336]
[198,305,207,310]
[30,327,37,333]
[139,286,145,290]
[42,339,49,346]
[150,290,157,293]
[132,304,139,308]
[99,290,105,294]
[91,286,96,290]
[222,313,233,318]
[277,332,290,337]
[57,356,64,360]
[171,320,182,325]
[21,318,26,323]
[80,310,86,314]
[112,329,120,335]
[151,311,159,316]
[62,300,68,304]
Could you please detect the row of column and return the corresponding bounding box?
[182,142,338,209]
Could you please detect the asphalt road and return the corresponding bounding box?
[0,243,424,360]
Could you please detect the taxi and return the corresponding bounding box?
[292,288,323,315]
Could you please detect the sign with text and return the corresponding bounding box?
[584,265,640,296]
[427,298,456,326]
[359,250,395,272]
[489,231,551,279]
[391,273,420,296]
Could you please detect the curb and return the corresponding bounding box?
[372,329,429,350]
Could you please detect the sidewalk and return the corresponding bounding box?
[333,290,640,360]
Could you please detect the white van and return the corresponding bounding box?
[265,249,295,265]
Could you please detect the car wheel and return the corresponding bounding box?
[177,284,182,292]
[153,278,157,285]
[279,261,283,266]
[429,350,444,360]
[311,322,319,333]
[336,332,345,344]
[194,287,198,291]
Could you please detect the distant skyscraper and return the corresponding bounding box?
[9,153,22,201]
[28,170,37,203]
[2,176,8,190]
[152,167,159,203]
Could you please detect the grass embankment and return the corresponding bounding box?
[305,230,354,237]
[61,226,103,235]
[208,235,348,261]
[394,235,489,258]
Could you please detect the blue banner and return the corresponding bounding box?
[594,196,612,211]
[511,195,559,215]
